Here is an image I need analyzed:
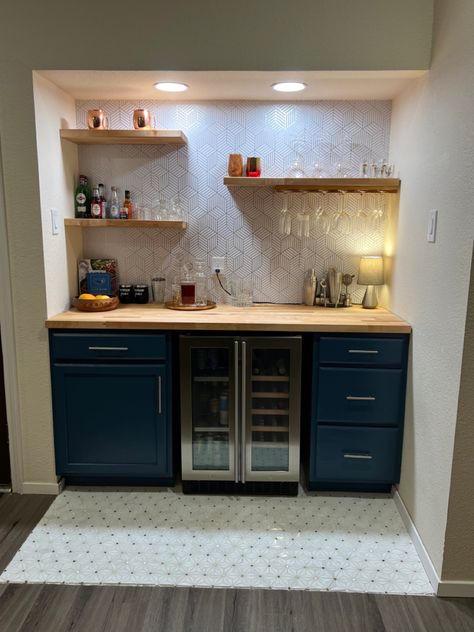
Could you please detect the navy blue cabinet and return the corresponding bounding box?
[308,334,409,492]
[49,331,173,485]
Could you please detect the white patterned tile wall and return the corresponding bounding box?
[76,100,391,303]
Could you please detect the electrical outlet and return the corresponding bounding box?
[212,256,225,273]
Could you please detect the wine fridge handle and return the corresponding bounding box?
[234,341,239,484]
[241,340,247,484]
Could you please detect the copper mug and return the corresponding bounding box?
[87,109,109,130]
[133,109,154,130]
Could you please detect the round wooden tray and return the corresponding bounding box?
[72,296,119,312]
[165,300,217,311]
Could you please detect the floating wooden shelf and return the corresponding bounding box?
[224,177,400,193]
[64,218,187,229]
[60,129,187,145]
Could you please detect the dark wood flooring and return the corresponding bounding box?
[0,492,473,632]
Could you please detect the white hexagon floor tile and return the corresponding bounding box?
[0,490,433,594]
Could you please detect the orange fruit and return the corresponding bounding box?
[79,293,96,300]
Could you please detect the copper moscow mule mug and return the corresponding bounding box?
[133,109,154,130]
[87,109,109,130]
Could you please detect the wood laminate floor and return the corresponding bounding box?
[1,492,473,632]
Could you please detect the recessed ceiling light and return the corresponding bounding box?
[272,82,307,93]
[153,82,189,93]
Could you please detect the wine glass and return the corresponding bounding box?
[278,193,291,236]
[334,191,351,234]
[355,191,370,231]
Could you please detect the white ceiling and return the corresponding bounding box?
[37,70,425,101]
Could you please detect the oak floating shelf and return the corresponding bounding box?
[224,177,400,193]
[60,129,187,145]
[64,218,187,229]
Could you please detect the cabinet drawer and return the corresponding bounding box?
[315,426,400,483]
[319,337,405,366]
[317,367,402,426]
[50,332,167,361]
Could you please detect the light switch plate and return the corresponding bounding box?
[50,208,60,235]
[427,209,438,243]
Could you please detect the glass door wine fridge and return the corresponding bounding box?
[180,336,301,492]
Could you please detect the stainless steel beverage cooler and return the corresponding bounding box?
[180,336,301,494]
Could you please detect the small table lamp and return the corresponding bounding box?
[358,256,384,309]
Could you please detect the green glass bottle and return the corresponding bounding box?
[74,175,90,218]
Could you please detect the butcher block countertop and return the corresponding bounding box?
[46,303,411,333]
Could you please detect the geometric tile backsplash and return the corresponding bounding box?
[76,100,391,303]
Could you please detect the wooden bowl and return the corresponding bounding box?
[72,296,119,312]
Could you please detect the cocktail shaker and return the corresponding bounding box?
[328,268,343,307]
[303,269,318,306]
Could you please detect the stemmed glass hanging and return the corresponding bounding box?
[278,193,291,236]
[371,192,385,231]
[334,190,351,234]
[355,191,370,231]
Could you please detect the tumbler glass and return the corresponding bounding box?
[151,277,166,303]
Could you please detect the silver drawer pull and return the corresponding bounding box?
[88,346,129,351]
[348,349,379,354]
[157,376,162,414]
[344,453,373,460]
[346,395,376,401]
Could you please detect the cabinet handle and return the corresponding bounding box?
[348,349,378,354]
[157,376,162,414]
[346,395,376,401]
[234,341,239,484]
[343,453,373,460]
[88,346,129,351]
[241,340,246,484]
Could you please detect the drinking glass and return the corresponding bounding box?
[231,278,253,307]
[151,276,166,303]
[355,191,370,231]
[152,198,169,220]
[287,158,305,178]
[169,194,184,220]
[370,192,385,230]
[278,193,291,236]
[334,191,351,234]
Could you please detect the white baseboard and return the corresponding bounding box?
[21,480,62,495]
[394,489,474,598]
[437,581,474,598]
[393,489,439,593]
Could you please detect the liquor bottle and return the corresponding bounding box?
[109,186,120,219]
[209,385,219,426]
[120,190,133,219]
[98,183,107,218]
[90,185,102,218]
[74,175,90,218]
[219,391,228,427]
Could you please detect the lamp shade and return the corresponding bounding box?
[358,256,384,286]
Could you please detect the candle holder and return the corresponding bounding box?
[246,157,261,177]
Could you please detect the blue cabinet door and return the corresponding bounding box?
[51,363,171,479]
